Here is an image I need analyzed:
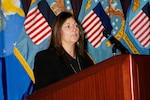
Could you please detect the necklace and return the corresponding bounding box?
[69,57,81,73]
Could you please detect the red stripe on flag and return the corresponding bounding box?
[86,18,100,37]
[82,11,95,26]
[93,35,104,47]
[30,22,49,40]
[34,29,52,44]
[129,11,143,30]
[24,7,39,26]
[29,20,47,37]
[25,14,43,35]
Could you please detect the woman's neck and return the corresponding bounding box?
[62,44,76,59]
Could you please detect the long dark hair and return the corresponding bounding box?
[50,11,85,56]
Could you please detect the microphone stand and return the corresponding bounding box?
[112,44,117,56]
[103,30,129,55]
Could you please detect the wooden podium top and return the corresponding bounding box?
[26,54,150,100]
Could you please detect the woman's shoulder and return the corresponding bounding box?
[35,47,57,58]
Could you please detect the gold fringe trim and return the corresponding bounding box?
[14,47,35,83]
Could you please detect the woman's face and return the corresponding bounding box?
[61,17,80,45]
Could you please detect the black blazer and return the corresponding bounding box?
[33,47,94,91]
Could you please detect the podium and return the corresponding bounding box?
[26,54,150,100]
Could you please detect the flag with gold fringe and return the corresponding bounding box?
[0,0,32,99]
[124,0,150,54]
[78,0,113,63]
[14,0,56,99]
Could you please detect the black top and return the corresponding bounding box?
[33,47,94,91]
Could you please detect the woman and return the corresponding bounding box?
[33,11,94,91]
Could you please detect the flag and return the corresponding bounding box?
[13,0,56,99]
[0,2,5,99]
[124,0,150,54]
[79,1,113,63]
[82,2,112,48]
[0,0,33,99]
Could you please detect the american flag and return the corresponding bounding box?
[24,6,52,45]
[129,3,150,47]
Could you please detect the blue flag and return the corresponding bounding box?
[0,0,34,99]
[0,2,5,99]
[124,0,150,54]
[0,5,4,98]
[79,1,113,63]
[14,0,56,99]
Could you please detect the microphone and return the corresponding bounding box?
[103,30,129,54]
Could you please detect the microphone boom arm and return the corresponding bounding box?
[103,30,129,54]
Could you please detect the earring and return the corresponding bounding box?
[77,41,79,45]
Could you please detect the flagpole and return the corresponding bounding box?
[0,0,4,57]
